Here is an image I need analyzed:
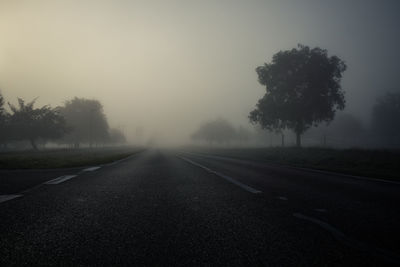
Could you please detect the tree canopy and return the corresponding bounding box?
[0,93,124,150]
[249,44,347,147]
[59,97,109,147]
[8,98,67,150]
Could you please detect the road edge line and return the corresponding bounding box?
[183,151,400,185]
[178,156,262,194]
[0,194,23,203]
[44,175,78,185]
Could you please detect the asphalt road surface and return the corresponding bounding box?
[1,149,400,266]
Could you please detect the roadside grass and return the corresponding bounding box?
[188,147,400,181]
[0,147,144,169]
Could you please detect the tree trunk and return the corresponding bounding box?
[30,138,38,151]
[281,134,285,147]
[296,132,301,147]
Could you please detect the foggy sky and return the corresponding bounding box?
[1,0,399,145]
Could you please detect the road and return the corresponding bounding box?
[1,149,399,266]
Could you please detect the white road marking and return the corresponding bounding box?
[83,166,101,172]
[277,196,288,201]
[182,151,400,185]
[179,156,262,194]
[44,175,78,185]
[293,212,400,263]
[293,212,351,241]
[0,194,23,203]
[2,156,127,199]
[105,154,137,166]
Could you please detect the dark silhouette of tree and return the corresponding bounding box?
[59,97,109,148]
[371,92,400,146]
[8,98,67,150]
[191,118,236,145]
[249,44,347,147]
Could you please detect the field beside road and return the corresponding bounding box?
[183,146,400,181]
[0,147,143,169]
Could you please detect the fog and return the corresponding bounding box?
[1,0,399,146]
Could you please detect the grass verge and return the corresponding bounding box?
[0,147,144,169]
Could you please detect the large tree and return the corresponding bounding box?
[371,92,400,146]
[8,98,67,150]
[59,97,109,147]
[249,44,347,147]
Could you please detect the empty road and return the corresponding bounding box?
[1,149,399,266]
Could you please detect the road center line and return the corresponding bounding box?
[0,194,23,203]
[44,175,78,185]
[178,156,262,194]
[293,212,400,264]
[2,158,127,199]
[83,166,101,172]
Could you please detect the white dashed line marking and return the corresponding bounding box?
[83,166,101,172]
[0,194,23,203]
[44,175,78,185]
[1,157,130,202]
[277,196,288,201]
[179,156,261,194]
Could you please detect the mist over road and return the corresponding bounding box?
[1,150,399,266]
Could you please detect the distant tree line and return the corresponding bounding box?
[0,93,126,150]
[191,118,250,145]
[192,90,400,148]
[304,113,364,147]
[302,93,400,148]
